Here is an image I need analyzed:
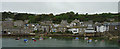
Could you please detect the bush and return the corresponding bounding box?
[65,31,73,34]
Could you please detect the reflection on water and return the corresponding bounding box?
[2,38,120,47]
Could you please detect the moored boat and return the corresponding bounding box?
[39,37,43,40]
[15,37,20,40]
[75,37,79,40]
[24,39,28,43]
[32,38,35,40]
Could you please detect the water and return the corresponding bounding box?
[2,38,120,47]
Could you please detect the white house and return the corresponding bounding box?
[85,24,96,33]
[68,28,79,34]
[96,25,109,32]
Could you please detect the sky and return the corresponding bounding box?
[0,0,119,14]
[1,0,120,2]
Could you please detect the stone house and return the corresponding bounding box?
[50,20,68,33]
[23,27,33,34]
[99,22,120,36]
[2,20,14,28]
[2,27,21,34]
[107,22,120,36]
[59,20,69,32]
[50,25,67,33]
[14,20,24,27]
[70,19,81,27]
[41,25,50,33]
[5,18,13,21]
[24,20,29,24]
[50,24,59,32]
[3,27,32,34]
[50,27,67,33]
[40,21,53,33]
[60,20,69,27]
[109,22,120,31]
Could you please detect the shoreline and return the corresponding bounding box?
[2,34,101,37]
[2,34,120,40]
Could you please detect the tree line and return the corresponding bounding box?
[2,11,120,23]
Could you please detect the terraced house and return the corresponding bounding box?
[2,19,120,37]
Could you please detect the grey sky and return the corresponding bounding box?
[1,0,120,2]
[1,2,118,14]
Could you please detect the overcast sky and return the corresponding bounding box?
[1,0,120,2]
[1,0,119,14]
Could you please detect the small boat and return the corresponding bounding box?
[84,37,89,40]
[24,39,28,43]
[75,37,79,40]
[39,37,43,40]
[88,39,92,43]
[32,38,35,40]
[95,39,98,42]
[33,40,37,42]
[15,37,20,40]
[49,37,52,39]
[15,38,19,40]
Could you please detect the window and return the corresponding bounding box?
[73,30,77,32]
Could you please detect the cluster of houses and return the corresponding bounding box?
[1,18,120,36]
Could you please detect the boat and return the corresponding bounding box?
[49,37,52,39]
[24,39,28,43]
[32,38,35,40]
[84,37,89,40]
[15,37,20,40]
[95,39,98,42]
[33,40,37,42]
[88,39,92,43]
[39,37,43,40]
[75,37,79,40]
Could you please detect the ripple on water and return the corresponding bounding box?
[2,38,120,47]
